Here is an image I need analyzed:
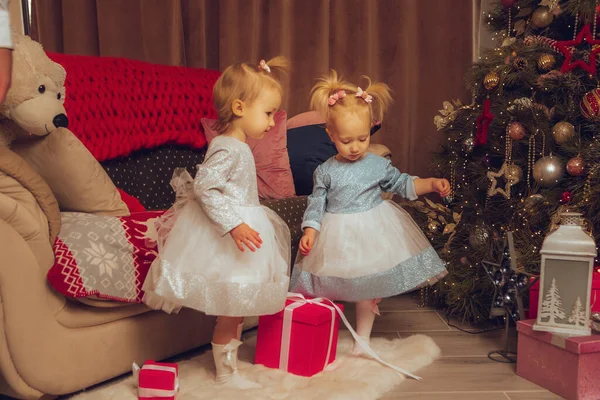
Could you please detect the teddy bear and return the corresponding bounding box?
[0,33,68,147]
[0,32,128,221]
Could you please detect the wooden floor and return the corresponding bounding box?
[353,293,563,399]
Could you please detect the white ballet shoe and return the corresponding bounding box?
[212,340,261,389]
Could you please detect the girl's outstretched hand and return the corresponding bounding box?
[299,228,317,256]
[230,223,262,252]
[433,178,451,197]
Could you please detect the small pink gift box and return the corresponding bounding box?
[134,360,178,400]
[517,319,600,400]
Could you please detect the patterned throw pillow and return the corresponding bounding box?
[48,211,163,303]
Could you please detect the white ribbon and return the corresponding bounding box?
[132,362,179,398]
[279,293,422,380]
[138,387,179,398]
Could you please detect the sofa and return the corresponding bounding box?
[0,51,391,399]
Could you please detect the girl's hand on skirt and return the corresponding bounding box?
[433,178,451,197]
[299,228,316,256]
[230,223,263,252]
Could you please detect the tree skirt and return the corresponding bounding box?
[69,331,440,400]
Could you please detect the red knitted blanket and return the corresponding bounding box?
[48,53,221,162]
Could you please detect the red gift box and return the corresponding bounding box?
[517,319,600,400]
[254,297,344,377]
[528,267,600,319]
[136,360,179,400]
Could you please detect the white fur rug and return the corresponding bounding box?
[70,331,440,400]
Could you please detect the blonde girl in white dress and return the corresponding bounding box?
[143,57,291,389]
[290,70,449,356]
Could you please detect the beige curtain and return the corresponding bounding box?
[32,0,473,177]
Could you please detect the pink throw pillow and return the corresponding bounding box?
[201,111,296,200]
[286,111,326,130]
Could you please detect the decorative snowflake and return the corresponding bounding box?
[84,241,119,277]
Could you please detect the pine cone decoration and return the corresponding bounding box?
[513,57,528,70]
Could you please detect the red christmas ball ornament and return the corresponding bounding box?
[566,156,586,176]
[508,121,526,140]
[581,89,600,121]
[560,191,573,204]
[501,0,517,8]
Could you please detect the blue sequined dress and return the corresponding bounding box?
[290,153,447,301]
[142,135,291,316]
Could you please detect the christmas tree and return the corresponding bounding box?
[411,0,600,324]
[568,296,587,325]
[540,278,566,324]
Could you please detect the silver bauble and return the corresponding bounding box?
[469,224,491,250]
[533,155,563,187]
[463,137,475,153]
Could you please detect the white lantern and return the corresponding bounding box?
[534,212,597,336]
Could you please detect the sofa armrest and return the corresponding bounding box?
[260,196,308,265]
[0,218,64,399]
[0,147,61,244]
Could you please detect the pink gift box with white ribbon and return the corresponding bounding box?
[254,293,423,380]
[255,295,344,376]
[133,360,179,400]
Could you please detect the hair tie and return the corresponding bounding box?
[328,90,346,106]
[355,87,373,104]
[258,60,271,73]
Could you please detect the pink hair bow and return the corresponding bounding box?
[258,60,271,73]
[355,87,373,104]
[328,90,346,106]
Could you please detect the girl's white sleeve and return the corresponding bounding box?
[0,1,12,49]
[194,147,244,236]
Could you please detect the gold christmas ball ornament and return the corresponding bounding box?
[508,121,526,140]
[531,6,554,28]
[551,121,575,145]
[537,54,556,71]
[533,155,563,187]
[506,164,523,182]
[566,156,586,176]
[483,71,500,90]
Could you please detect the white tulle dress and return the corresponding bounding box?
[142,135,291,317]
[290,153,447,301]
